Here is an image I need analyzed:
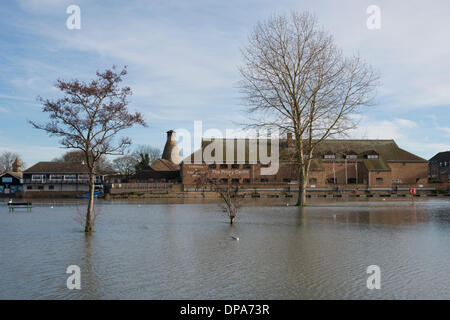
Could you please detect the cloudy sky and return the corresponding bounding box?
[1,0,449,166]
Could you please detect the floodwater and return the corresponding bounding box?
[0,198,449,299]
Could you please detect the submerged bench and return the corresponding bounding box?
[8,202,32,212]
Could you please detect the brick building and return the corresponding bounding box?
[429,151,450,182]
[181,137,428,190]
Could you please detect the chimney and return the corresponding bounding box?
[287,132,293,147]
[162,130,181,164]
[12,157,22,173]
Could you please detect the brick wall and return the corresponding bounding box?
[181,160,428,188]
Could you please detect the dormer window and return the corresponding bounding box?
[345,150,358,160]
[366,150,379,160]
[324,154,335,160]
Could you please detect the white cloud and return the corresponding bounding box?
[348,117,418,140]
[440,127,450,136]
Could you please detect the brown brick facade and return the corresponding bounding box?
[181,139,428,189]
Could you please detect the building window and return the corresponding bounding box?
[327,178,337,184]
[309,178,317,184]
[347,178,357,184]
[220,164,228,169]
[219,178,228,183]
[243,164,251,169]
[231,164,240,169]
[78,175,89,181]
[283,178,291,183]
[231,178,240,184]
[346,154,357,160]
[260,178,269,183]
[375,178,383,183]
[261,163,270,168]
[367,154,379,160]
[64,174,76,180]
[208,164,216,169]
[32,175,45,182]
[48,185,55,190]
[38,186,44,190]
[243,178,250,183]
[49,174,63,181]
[392,179,402,184]
[208,178,217,184]
[324,154,335,159]
[27,186,32,190]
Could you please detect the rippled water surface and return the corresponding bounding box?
[1,198,449,299]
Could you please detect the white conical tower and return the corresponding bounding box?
[161,130,181,164]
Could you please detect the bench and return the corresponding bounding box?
[8,202,32,212]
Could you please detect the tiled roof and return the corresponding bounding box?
[429,151,450,162]
[0,171,23,179]
[150,158,180,171]
[183,139,426,163]
[24,162,89,173]
[362,159,391,171]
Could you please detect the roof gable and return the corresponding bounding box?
[429,151,450,162]
[0,172,23,179]
[24,162,89,174]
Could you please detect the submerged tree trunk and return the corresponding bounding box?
[229,210,236,224]
[85,172,95,233]
[296,176,308,207]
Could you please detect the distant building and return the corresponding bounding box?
[130,130,181,183]
[429,151,450,182]
[0,158,23,195]
[181,137,428,189]
[23,162,103,197]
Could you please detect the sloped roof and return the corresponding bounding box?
[150,158,180,172]
[429,151,450,162]
[0,171,23,179]
[312,140,426,162]
[182,139,426,163]
[24,162,89,173]
[310,159,324,171]
[362,159,391,171]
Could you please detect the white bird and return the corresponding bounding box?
[231,236,239,241]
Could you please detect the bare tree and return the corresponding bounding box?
[0,151,21,173]
[74,203,102,229]
[194,171,241,224]
[31,66,146,232]
[239,12,379,206]
[133,145,161,170]
[53,150,114,173]
[112,154,137,176]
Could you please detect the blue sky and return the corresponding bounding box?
[1,0,450,166]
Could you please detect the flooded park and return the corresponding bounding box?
[0,198,449,299]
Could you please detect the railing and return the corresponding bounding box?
[23,179,103,184]
[109,183,173,190]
